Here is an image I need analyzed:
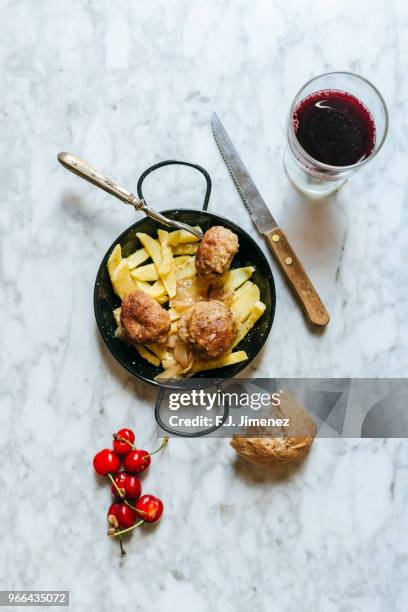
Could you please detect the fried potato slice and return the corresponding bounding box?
[130,263,159,282]
[146,230,177,298]
[110,260,137,299]
[168,227,202,246]
[161,356,177,370]
[191,350,248,373]
[172,243,199,255]
[157,229,173,276]
[157,294,169,305]
[150,280,168,300]
[148,343,171,361]
[233,301,266,348]
[162,270,177,299]
[173,255,191,267]
[133,235,175,298]
[231,282,260,322]
[126,247,150,270]
[135,344,161,367]
[175,256,196,280]
[232,280,257,303]
[135,279,167,300]
[224,266,255,290]
[108,244,122,278]
[112,307,121,327]
[155,363,184,381]
[136,233,162,269]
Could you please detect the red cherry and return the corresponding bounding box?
[111,471,127,498]
[107,502,137,529]
[123,450,151,473]
[134,494,163,523]
[111,471,141,501]
[93,449,121,475]
[113,428,135,455]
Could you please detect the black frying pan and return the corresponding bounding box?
[93,161,276,434]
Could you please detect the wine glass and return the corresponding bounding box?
[284,72,388,198]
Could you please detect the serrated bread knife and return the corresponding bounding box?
[211,112,330,327]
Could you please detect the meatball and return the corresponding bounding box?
[120,291,170,345]
[178,300,236,359]
[195,226,238,283]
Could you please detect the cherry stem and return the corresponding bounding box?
[107,473,124,498]
[124,499,149,518]
[112,519,144,538]
[148,436,169,457]
[124,499,137,512]
[113,434,134,449]
[118,535,126,556]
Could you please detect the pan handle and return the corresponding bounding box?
[137,160,212,212]
[154,384,229,438]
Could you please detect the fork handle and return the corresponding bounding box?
[58,152,144,209]
[58,152,204,239]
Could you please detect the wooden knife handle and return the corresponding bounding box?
[265,227,330,327]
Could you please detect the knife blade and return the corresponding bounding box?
[211,112,330,327]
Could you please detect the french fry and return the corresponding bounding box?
[155,229,176,298]
[170,322,177,334]
[107,244,122,278]
[113,307,121,327]
[162,273,176,299]
[224,266,255,290]
[110,260,137,299]
[162,356,177,370]
[168,227,202,246]
[158,230,173,276]
[233,301,266,348]
[191,350,248,373]
[150,280,168,300]
[135,279,167,300]
[162,272,177,298]
[135,344,161,367]
[232,280,257,303]
[172,243,199,255]
[130,263,159,282]
[126,247,150,270]
[136,233,162,269]
[173,256,191,268]
[114,326,126,340]
[155,363,183,381]
[148,343,171,361]
[231,282,260,322]
[134,232,175,299]
[134,279,152,294]
[175,256,196,280]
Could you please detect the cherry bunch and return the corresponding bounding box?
[93,427,168,555]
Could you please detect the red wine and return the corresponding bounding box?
[292,89,376,166]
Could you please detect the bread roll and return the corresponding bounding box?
[230,390,316,466]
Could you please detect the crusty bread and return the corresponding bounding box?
[230,391,317,466]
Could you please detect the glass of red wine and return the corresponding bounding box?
[285,72,388,198]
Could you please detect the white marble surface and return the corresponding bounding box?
[1,0,407,610]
